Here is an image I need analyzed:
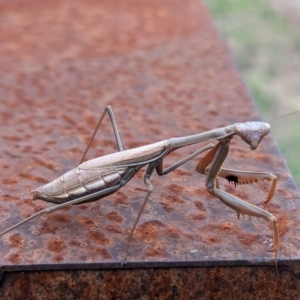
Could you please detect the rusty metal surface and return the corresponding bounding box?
[1,267,300,300]
[0,0,299,275]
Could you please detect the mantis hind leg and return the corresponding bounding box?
[0,183,123,238]
[122,161,157,265]
[80,105,124,164]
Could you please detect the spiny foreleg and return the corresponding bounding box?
[196,139,279,275]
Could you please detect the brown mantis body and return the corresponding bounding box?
[0,106,279,273]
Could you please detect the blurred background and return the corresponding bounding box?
[205,0,300,189]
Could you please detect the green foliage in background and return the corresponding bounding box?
[206,0,300,188]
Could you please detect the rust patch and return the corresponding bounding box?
[48,214,72,224]
[158,201,173,213]
[105,224,123,234]
[199,222,241,236]
[277,214,292,237]
[166,184,186,194]
[202,235,221,244]
[7,253,22,264]
[144,245,168,258]
[164,227,180,239]
[218,222,240,234]
[184,233,203,242]
[32,157,58,171]
[207,108,219,117]
[19,174,48,183]
[160,193,185,204]
[193,200,206,212]
[47,237,66,253]
[9,233,26,248]
[237,234,262,247]
[104,211,123,223]
[52,255,64,263]
[38,221,58,235]
[189,212,207,221]
[112,191,129,205]
[77,204,90,210]
[68,239,82,248]
[78,216,98,227]
[88,231,110,245]
[3,178,18,185]
[92,247,111,259]
[136,220,165,241]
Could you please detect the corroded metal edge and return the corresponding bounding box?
[0,0,299,277]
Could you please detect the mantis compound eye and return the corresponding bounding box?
[235,122,270,150]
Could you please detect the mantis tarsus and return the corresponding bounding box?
[0,106,279,274]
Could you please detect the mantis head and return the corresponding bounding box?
[235,122,270,150]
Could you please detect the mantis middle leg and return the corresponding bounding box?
[122,143,214,263]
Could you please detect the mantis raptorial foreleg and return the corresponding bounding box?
[217,169,277,207]
[195,138,279,275]
[196,142,277,207]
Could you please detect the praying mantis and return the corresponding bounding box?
[0,106,280,273]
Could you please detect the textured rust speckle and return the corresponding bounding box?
[104,211,123,223]
[105,224,123,234]
[136,220,166,241]
[112,191,129,205]
[48,212,71,226]
[189,212,207,221]
[52,255,64,263]
[77,204,90,211]
[48,237,66,253]
[3,179,18,185]
[237,234,260,247]
[38,219,59,234]
[92,248,111,259]
[145,245,168,258]
[68,240,81,247]
[88,231,110,245]
[78,217,98,227]
[193,200,206,211]
[9,233,26,248]
[164,227,180,239]
[208,108,219,117]
[218,222,239,233]
[19,174,47,183]
[202,235,221,244]
[7,253,22,265]
[1,268,300,299]
[158,201,173,213]
[32,157,58,172]
[0,0,298,290]
[166,184,186,194]
[277,215,292,237]
[160,193,185,205]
